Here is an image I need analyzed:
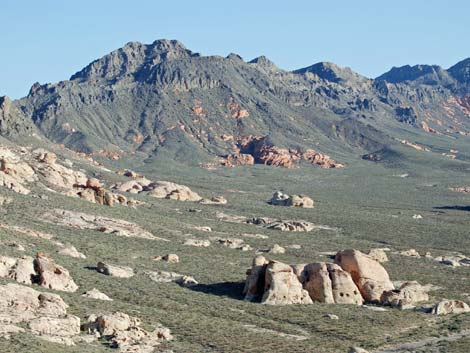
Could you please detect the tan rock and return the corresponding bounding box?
[269,191,314,208]
[432,300,470,315]
[162,254,179,263]
[34,254,79,292]
[82,312,172,351]
[148,181,202,201]
[243,255,269,301]
[261,261,313,305]
[335,249,394,302]
[146,271,198,286]
[265,220,315,232]
[297,262,362,305]
[96,262,134,278]
[28,315,80,344]
[400,249,421,258]
[368,248,389,263]
[0,255,35,285]
[42,209,157,240]
[381,281,429,309]
[57,245,86,259]
[81,288,112,301]
[268,244,285,254]
[184,239,211,247]
[86,177,102,190]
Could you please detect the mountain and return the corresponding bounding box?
[5,39,470,167]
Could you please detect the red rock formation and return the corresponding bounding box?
[220,135,343,169]
[220,153,254,167]
[227,98,249,119]
[420,121,440,134]
[303,149,344,168]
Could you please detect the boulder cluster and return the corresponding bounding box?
[0,146,136,207]
[269,191,314,208]
[0,253,78,292]
[243,249,430,309]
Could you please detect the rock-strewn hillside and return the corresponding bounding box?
[4,39,470,166]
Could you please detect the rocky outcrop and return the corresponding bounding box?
[146,270,198,286]
[96,262,134,278]
[214,237,252,251]
[368,248,389,263]
[34,150,87,189]
[220,152,255,167]
[335,249,394,302]
[33,254,79,292]
[81,288,112,301]
[0,283,80,345]
[82,311,172,351]
[261,261,313,305]
[243,255,269,301]
[57,245,86,259]
[431,300,470,315]
[296,262,363,305]
[113,178,202,202]
[184,238,211,247]
[42,209,157,240]
[268,191,314,208]
[0,255,35,284]
[0,147,36,194]
[380,281,429,309]
[0,254,78,292]
[153,254,180,263]
[149,181,202,201]
[264,220,316,232]
[244,257,363,305]
[221,136,344,169]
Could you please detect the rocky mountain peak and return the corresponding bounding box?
[249,56,279,71]
[376,64,451,85]
[70,39,193,82]
[293,62,366,84]
[448,58,470,83]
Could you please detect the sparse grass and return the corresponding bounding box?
[0,147,469,352]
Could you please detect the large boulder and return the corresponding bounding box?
[33,254,79,292]
[148,181,202,201]
[335,249,394,302]
[0,255,35,284]
[82,288,112,301]
[295,262,363,305]
[96,262,134,278]
[431,300,470,315]
[269,191,314,208]
[261,261,313,305]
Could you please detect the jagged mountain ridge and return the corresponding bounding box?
[3,39,470,166]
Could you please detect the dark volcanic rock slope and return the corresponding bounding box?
[11,39,470,166]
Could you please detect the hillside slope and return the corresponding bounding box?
[7,39,470,167]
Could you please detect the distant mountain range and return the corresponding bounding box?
[2,39,470,167]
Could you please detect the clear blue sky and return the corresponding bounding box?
[1,0,469,98]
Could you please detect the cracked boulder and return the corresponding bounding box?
[335,249,394,302]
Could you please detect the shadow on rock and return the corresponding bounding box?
[434,205,470,211]
[188,281,245,300]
